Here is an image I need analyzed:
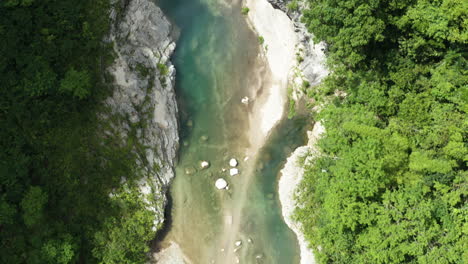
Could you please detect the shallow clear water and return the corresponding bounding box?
[157,0,306,263]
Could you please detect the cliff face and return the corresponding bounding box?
[105,0,179,229]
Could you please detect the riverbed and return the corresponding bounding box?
[154,0,308,263]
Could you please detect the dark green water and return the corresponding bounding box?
[157,0,307,263]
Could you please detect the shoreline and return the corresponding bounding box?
[279,122,324,264]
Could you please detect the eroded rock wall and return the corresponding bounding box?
[105,0,179,229]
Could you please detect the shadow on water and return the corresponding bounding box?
[150,193,173,252]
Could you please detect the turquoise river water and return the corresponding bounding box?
[156,0,310,263]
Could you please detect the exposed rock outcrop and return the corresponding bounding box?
[104,0,179,230]
[265,0,328,103]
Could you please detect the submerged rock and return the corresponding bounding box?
[185,167,196,175]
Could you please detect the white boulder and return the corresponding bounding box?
[200,161,210,169]
[215,178,228,190]
[230,168,239,176]
[241,96,249,105]
[229,158,238,167]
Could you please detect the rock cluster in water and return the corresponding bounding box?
[104,0,179,230]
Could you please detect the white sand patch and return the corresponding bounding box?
[279,122,324,264]
[259,83,285,134]
[245,0,298,77]
[245,0,298,137]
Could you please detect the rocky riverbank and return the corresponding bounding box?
[104,0,179,231]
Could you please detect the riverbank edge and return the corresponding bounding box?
[279,121,324,264]
[242,0,328,263]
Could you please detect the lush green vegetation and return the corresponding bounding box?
[0,1,158,263]
[241,6,250,15]
[258,36,265,45]
[287,0,300,11]
[296,0,467,263]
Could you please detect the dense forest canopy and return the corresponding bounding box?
[1,0,158,263]
[297,0,467,263]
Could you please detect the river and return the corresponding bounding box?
[155,0,308,263]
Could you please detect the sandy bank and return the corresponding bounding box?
[245,0,298,138]
[279,122,324,264]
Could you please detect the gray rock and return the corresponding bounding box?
[104,0,179,230]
